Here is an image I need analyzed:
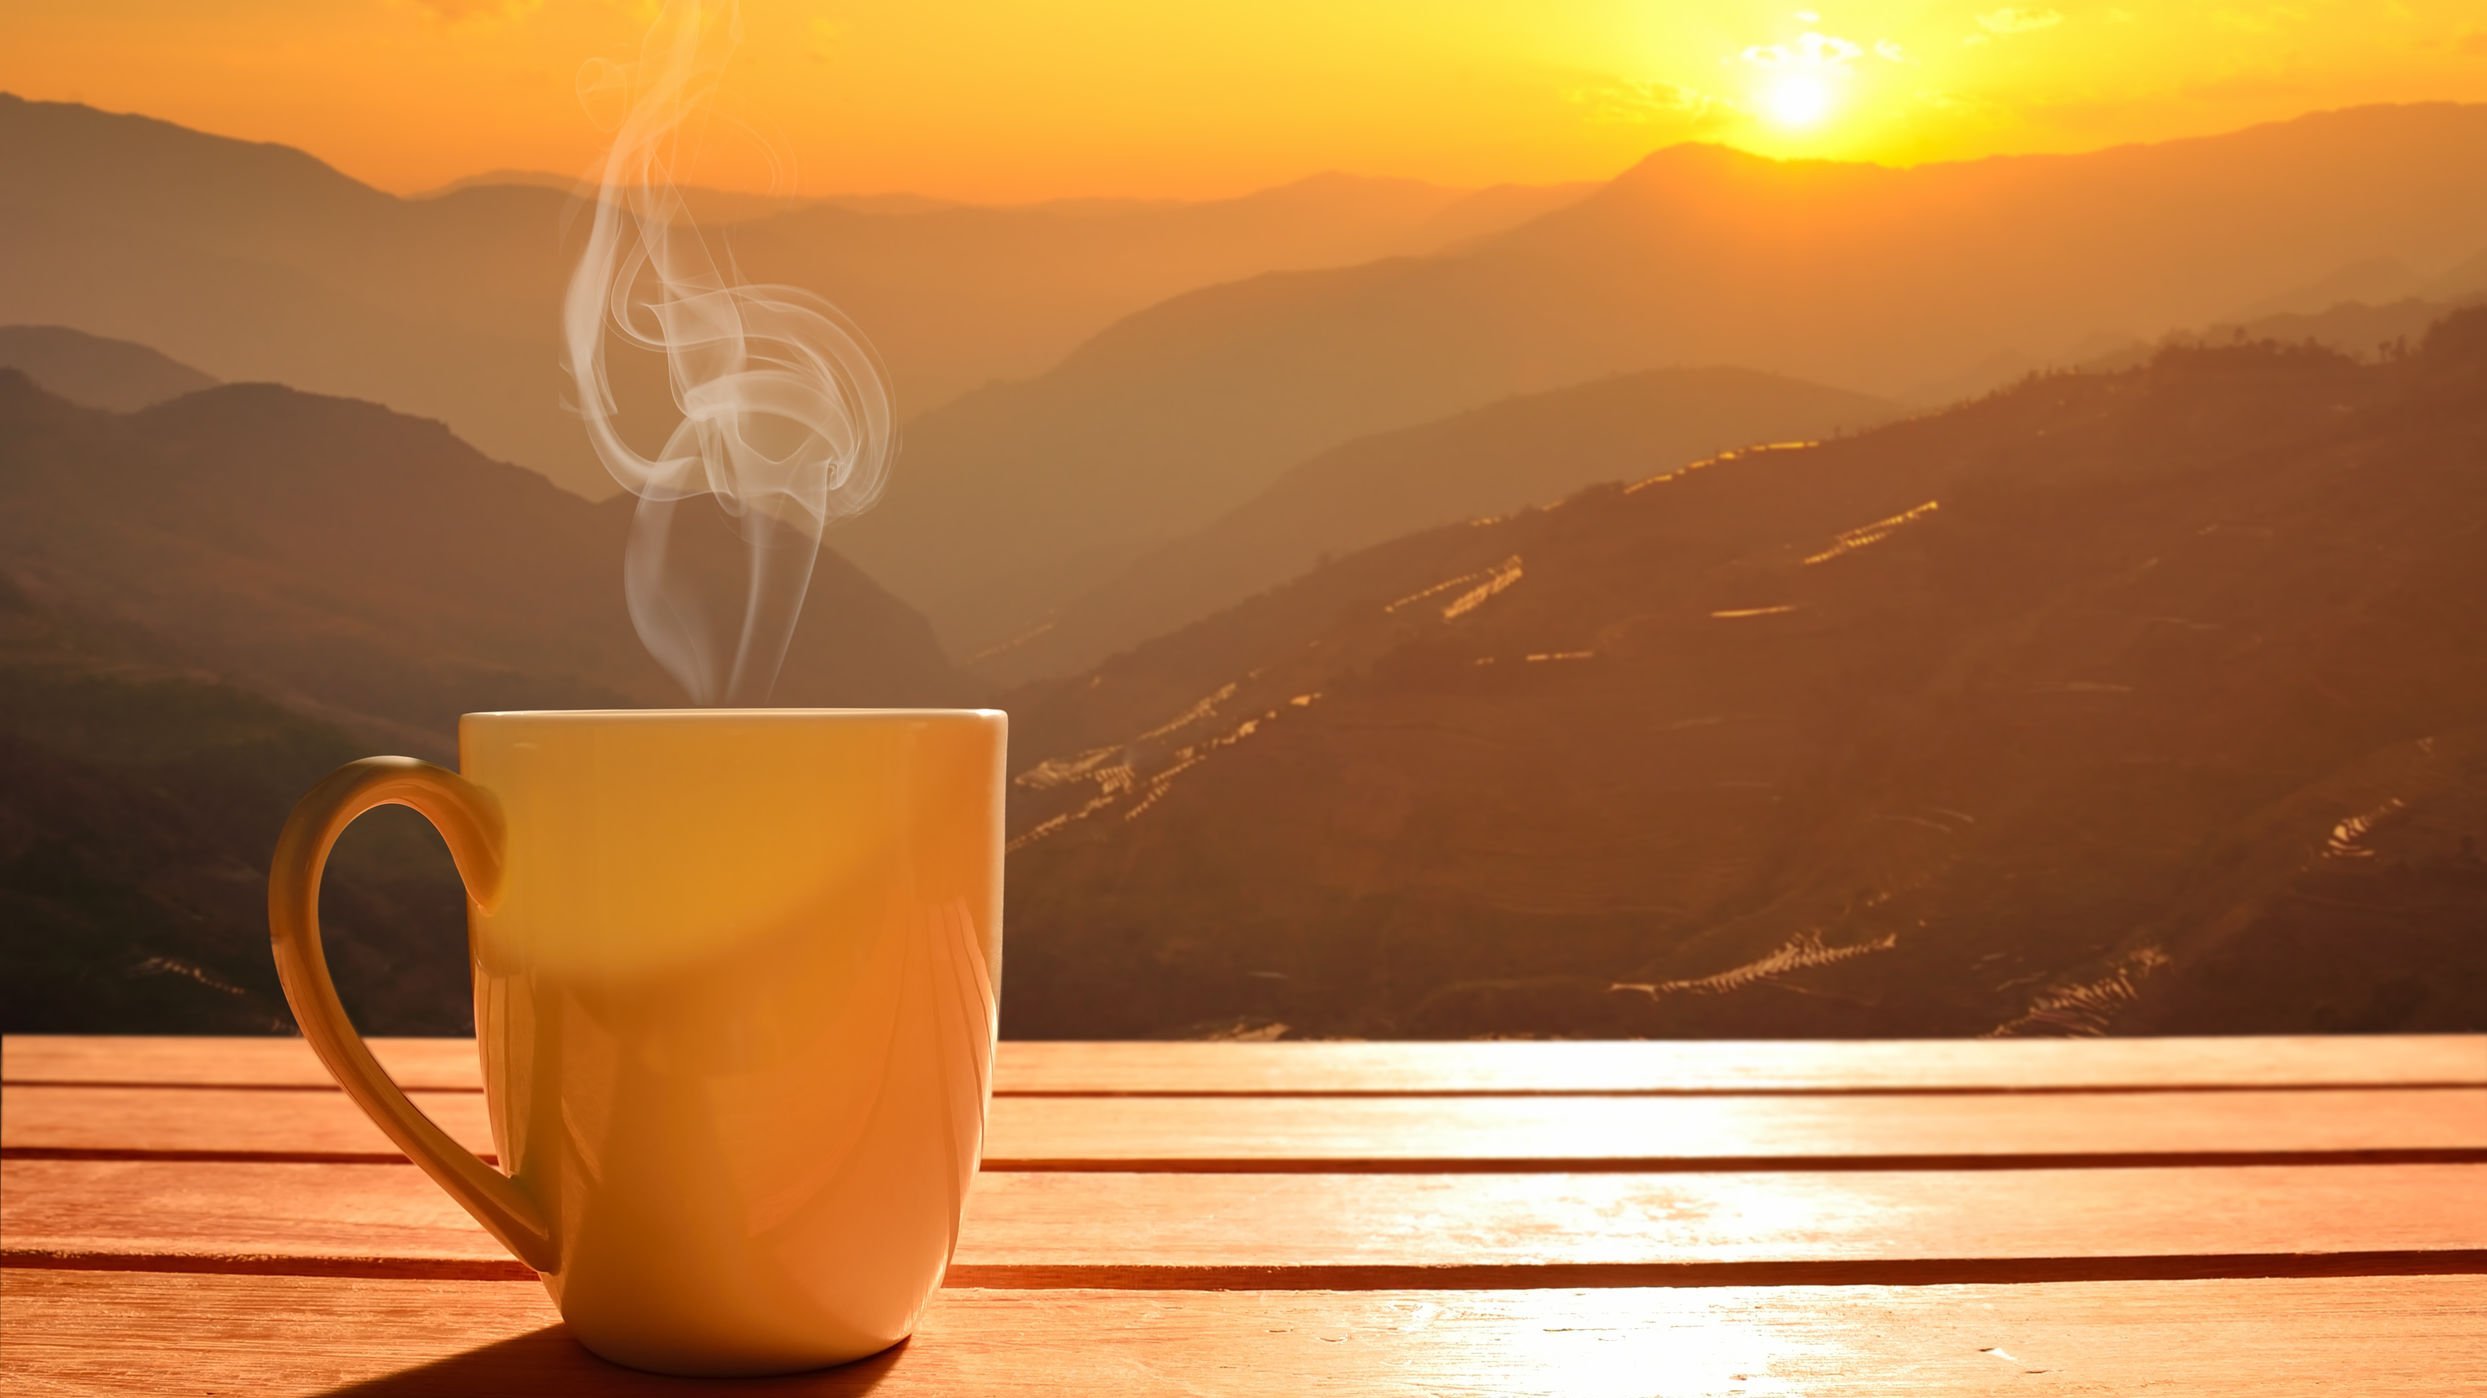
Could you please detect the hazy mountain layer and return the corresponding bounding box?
[996,310,2487,1039]
[0,372,967,748]
[832,105,2487,654]
[0,94,1582,496]
[0,323,215,411]
[982,366,1895,683]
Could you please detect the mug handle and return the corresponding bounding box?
[268,756,558,1274]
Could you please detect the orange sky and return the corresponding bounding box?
[4,1,2484,202]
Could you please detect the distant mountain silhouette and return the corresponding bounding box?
[2234,255,2428,319]
[994,308,2487,1039]
[1398,180,1601,252]
[1903,281,2487,407]
[980,366,1895,683]
[0,372,966,749]
[2174,296,2481,364]
[0,324,215,411]
[2426,244,2487,300]
[0,368,971,1032]
[411,169,961,221]
[0,94,1585,495]
[830,104,2487,654]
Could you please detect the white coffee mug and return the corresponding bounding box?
[270,709,1007,1375]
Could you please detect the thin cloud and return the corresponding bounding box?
[1977,7,2066,35]
[1566,79,1725,128]
[1744,32,1866,67]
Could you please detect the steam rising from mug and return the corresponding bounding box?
[562,0,894,706]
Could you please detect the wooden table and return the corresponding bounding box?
[4,1035,2483,1393]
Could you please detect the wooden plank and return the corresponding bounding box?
[990,1037,2487,1097]
[10,1034,2482,1095]
[2,1037,490,1093]
[8,1158,2481,1284]
[6,1083,2481,1168]
[5,1271,2483,1396]
[984,1088,2487,1170]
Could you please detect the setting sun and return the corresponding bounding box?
[1737,27,1869,146]
[1759,69,1838,130]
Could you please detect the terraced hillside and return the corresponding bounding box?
[998,310,2487,1039]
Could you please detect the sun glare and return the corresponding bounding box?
[1759,70,1837,130]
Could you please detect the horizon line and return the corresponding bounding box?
[6,89,2485,212]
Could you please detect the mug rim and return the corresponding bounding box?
[461,708,1004,722]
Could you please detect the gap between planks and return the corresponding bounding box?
[9,1035,2483,1096]
[6,1085,2481,1170]
[4,1271,2483,1396]
[10,1249,2484,1291]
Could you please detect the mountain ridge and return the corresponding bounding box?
[0,324,217,411]
[829,102,2487,654]
[993,310,2487,1039]
[0,91,1591,495]
[978,364,1897,682]
[0,369,969,748]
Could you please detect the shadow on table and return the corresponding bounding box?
[321,1327,908,1395]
